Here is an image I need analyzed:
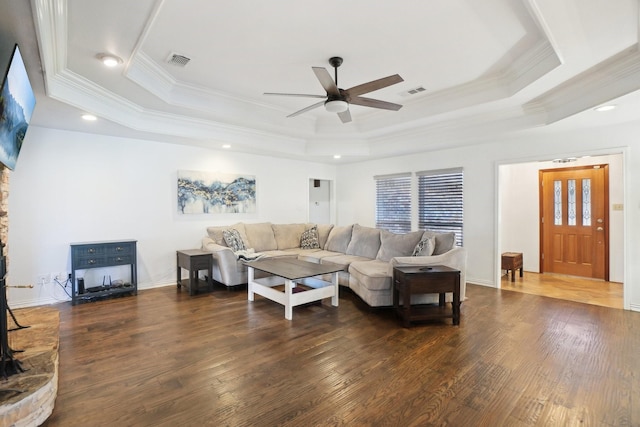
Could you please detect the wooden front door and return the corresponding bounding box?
[539,165,609,280]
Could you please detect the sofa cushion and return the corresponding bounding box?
[321,254,373,272]
[348,260,392,291]
[298,250,343,264]
[282,247,321,256]
[325,225,353,253]
[222,228,246,252]
[272,223,306,250]
[376,230,424,262]
[244,223,277,252]
[422,230,456,255]
[345,224,381,259]
[207,223,248,247]
[300,225,320,249]
[316,224,334,249]
[259,250,298,259]
[412,235,436,256]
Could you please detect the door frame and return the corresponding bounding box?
[495,148,628,309]
[307,178,335,224]
[538,164,610,280]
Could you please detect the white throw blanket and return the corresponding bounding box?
[234,248,264,261]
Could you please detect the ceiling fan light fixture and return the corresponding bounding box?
[325,100,349,113]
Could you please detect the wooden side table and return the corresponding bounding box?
[392,265,461,327]
[501,252,523,282]
[176,249,214,295]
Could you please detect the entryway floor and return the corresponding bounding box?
[500,271,623,309]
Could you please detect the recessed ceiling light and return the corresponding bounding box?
[222,144,231,149]
[333,154,341,159]
[594,105,616,112]
[96,53,123,67]
[81,114,97,121]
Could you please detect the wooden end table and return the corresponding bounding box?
[501,252,523,282]
[176,249,214,295]
[392,265,461,327]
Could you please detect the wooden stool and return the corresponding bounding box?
[501,252,523,282]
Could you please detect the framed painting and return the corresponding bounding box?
[177,170,256,214]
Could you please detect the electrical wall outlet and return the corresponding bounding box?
[54,272,67,282]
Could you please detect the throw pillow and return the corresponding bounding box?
[412,236,436,256]
[223,228,246,252]
[300,225,320,249]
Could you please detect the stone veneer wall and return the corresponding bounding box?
[0,165,59,425]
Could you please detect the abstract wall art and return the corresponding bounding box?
[177,170,256,214]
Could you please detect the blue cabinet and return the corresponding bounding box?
[70,240,137,305]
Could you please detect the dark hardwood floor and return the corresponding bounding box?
[40,282,640,426]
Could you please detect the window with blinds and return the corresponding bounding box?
[417,168,464,246]
[375,173,411,233]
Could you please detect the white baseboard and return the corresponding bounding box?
[466,278,495,287]
[10,295,67,309]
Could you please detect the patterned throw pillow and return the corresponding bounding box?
[300,225,320,249]
[412,236,435,256]
[223,228,246,252]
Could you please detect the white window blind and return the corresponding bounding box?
[375,173,411,233]
[417,168,464,246]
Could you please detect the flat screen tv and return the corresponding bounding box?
[0,44,36,170]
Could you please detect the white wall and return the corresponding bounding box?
[499,154,624,282]
[7,126,336,307]
[8,122,640,312]
[334,123,640,311]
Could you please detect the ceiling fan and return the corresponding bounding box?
[265,57,404,123]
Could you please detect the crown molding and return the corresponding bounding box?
[524,44,640,123]
[368,105,545,155]
[29,0,640,162]
[30,0,67,78]
[31,0,314,154]
[46,68,308,153]
[502,39,562,94]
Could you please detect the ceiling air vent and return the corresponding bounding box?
[399,86,427,97]
[167,53,191,67]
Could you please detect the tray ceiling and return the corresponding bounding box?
[17,0,640,161]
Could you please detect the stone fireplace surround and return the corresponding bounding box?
[0,166,59,426]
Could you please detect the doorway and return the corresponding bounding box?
[539,165,609,280]
[308,179,331,224]
[498,153,624,307]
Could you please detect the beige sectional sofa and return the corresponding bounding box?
[201,222,466,307]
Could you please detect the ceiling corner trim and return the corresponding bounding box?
[503,40,561,95]
[523,0,564,64]
[523,44,640,123]
[126,51,175,102]
[123,0,166,75]
[31,0,68,78]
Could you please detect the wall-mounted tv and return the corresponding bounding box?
[0,45,36,170]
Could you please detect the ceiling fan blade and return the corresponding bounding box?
[312,67,340,97]
[287,100,325,118]
[338,109,352,123]
[345,74,404,97]
[264,92,326,99]
[349,96,403,111]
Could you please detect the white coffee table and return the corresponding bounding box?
[246,258,343,320]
